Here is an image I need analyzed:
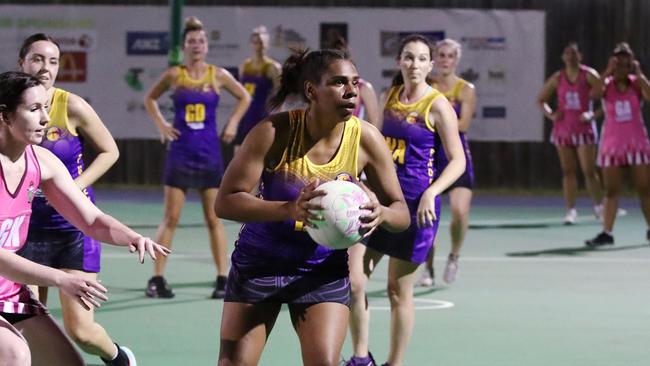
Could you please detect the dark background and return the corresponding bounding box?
[3,0,648,190]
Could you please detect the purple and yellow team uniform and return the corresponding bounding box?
[235,58,276,145]
[225,110,361,305]
[598,75,650,167]
[165,65,224,189]
[0,146,48,320]
[366,86,442,264]
[432,79,475,190]
[17,88,101,273]
[551,65,598,146]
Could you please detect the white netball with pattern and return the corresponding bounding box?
[306,180,370,249]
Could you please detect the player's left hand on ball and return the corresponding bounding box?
[359,182,382,237]
[129,236,171,263]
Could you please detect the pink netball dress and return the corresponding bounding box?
[0,146,46,315]
[598,75,650,167]
[551,65,598,146]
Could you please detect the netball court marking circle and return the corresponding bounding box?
[369,298,454,311]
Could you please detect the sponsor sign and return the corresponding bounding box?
[126,31,169,55]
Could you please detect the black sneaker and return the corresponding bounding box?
[211,275,227,299]
[101,343,136,366]
[585,232,614,247]
[145,276,175,298]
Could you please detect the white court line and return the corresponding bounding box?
[102,253,650,263]
[370,298,454,311]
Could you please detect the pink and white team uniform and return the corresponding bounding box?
[0,146,46,315]
[598,75,650,167]
[551,65,598,146]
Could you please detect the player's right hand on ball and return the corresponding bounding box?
[290,179,326,227]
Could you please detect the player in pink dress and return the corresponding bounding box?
[0,71,169,365]
[586,43,650,246]
[537,42,603,224]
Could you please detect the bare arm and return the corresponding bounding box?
[144,68,180,142]
[633,61,650,102]
[416,97,465,227]
[217,67,252,144]
[0,249,107,309]
[374,90,388,131]
[359,81,380,127]
[66,93,119,190]
[36,147,169,262]
[215,115,311,223]
[267,60,282,96]
[428,97,465,197]
[458,82,477,132]
[585,66,605,100]
[359,121,410,232]
[537,72,560,121]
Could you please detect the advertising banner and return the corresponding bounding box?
[0,6,545,141]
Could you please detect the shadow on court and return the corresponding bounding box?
[470,221,600,229]
[506,243,649,257]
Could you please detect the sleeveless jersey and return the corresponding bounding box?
[237,58,275,141]
[551,65,598,146]
[168,65,222,172]
[382,86,442,200]
[233,110,361,276]
[30,88,94,232]
[431,79,474,188]
[0,146,45,314]
[598,75,650,166]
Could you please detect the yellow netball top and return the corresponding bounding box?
[234,109,361,274]
[46,88,75,136]
[241,57,275,78]
[273,109,361,183]
[34,87,93,231]
[382,85,443,197]
[174,64,220,93]
[432,79,466,116]
[383,85,442,133]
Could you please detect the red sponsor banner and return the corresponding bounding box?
[58,52,87,82]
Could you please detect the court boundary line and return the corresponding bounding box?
[369,298,454,311]
[101,253,650,263]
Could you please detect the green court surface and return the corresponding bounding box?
[45,190,650,366]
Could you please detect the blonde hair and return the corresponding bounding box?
[436,38,462,60]
[183,16,204,42]
[251,25,269,43]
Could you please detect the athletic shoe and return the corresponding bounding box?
[119,346,137,366]
[443,254,459,284]
[593,204,604,220]
[594,205,627,221]
[585,232,614,247]
[564,208,577,225]
[102,344,137,366]
[646,229,650,244]
[416,266,434,287]
[211,275,227,299]
[145,276,175,298]
[344,353,377,366]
